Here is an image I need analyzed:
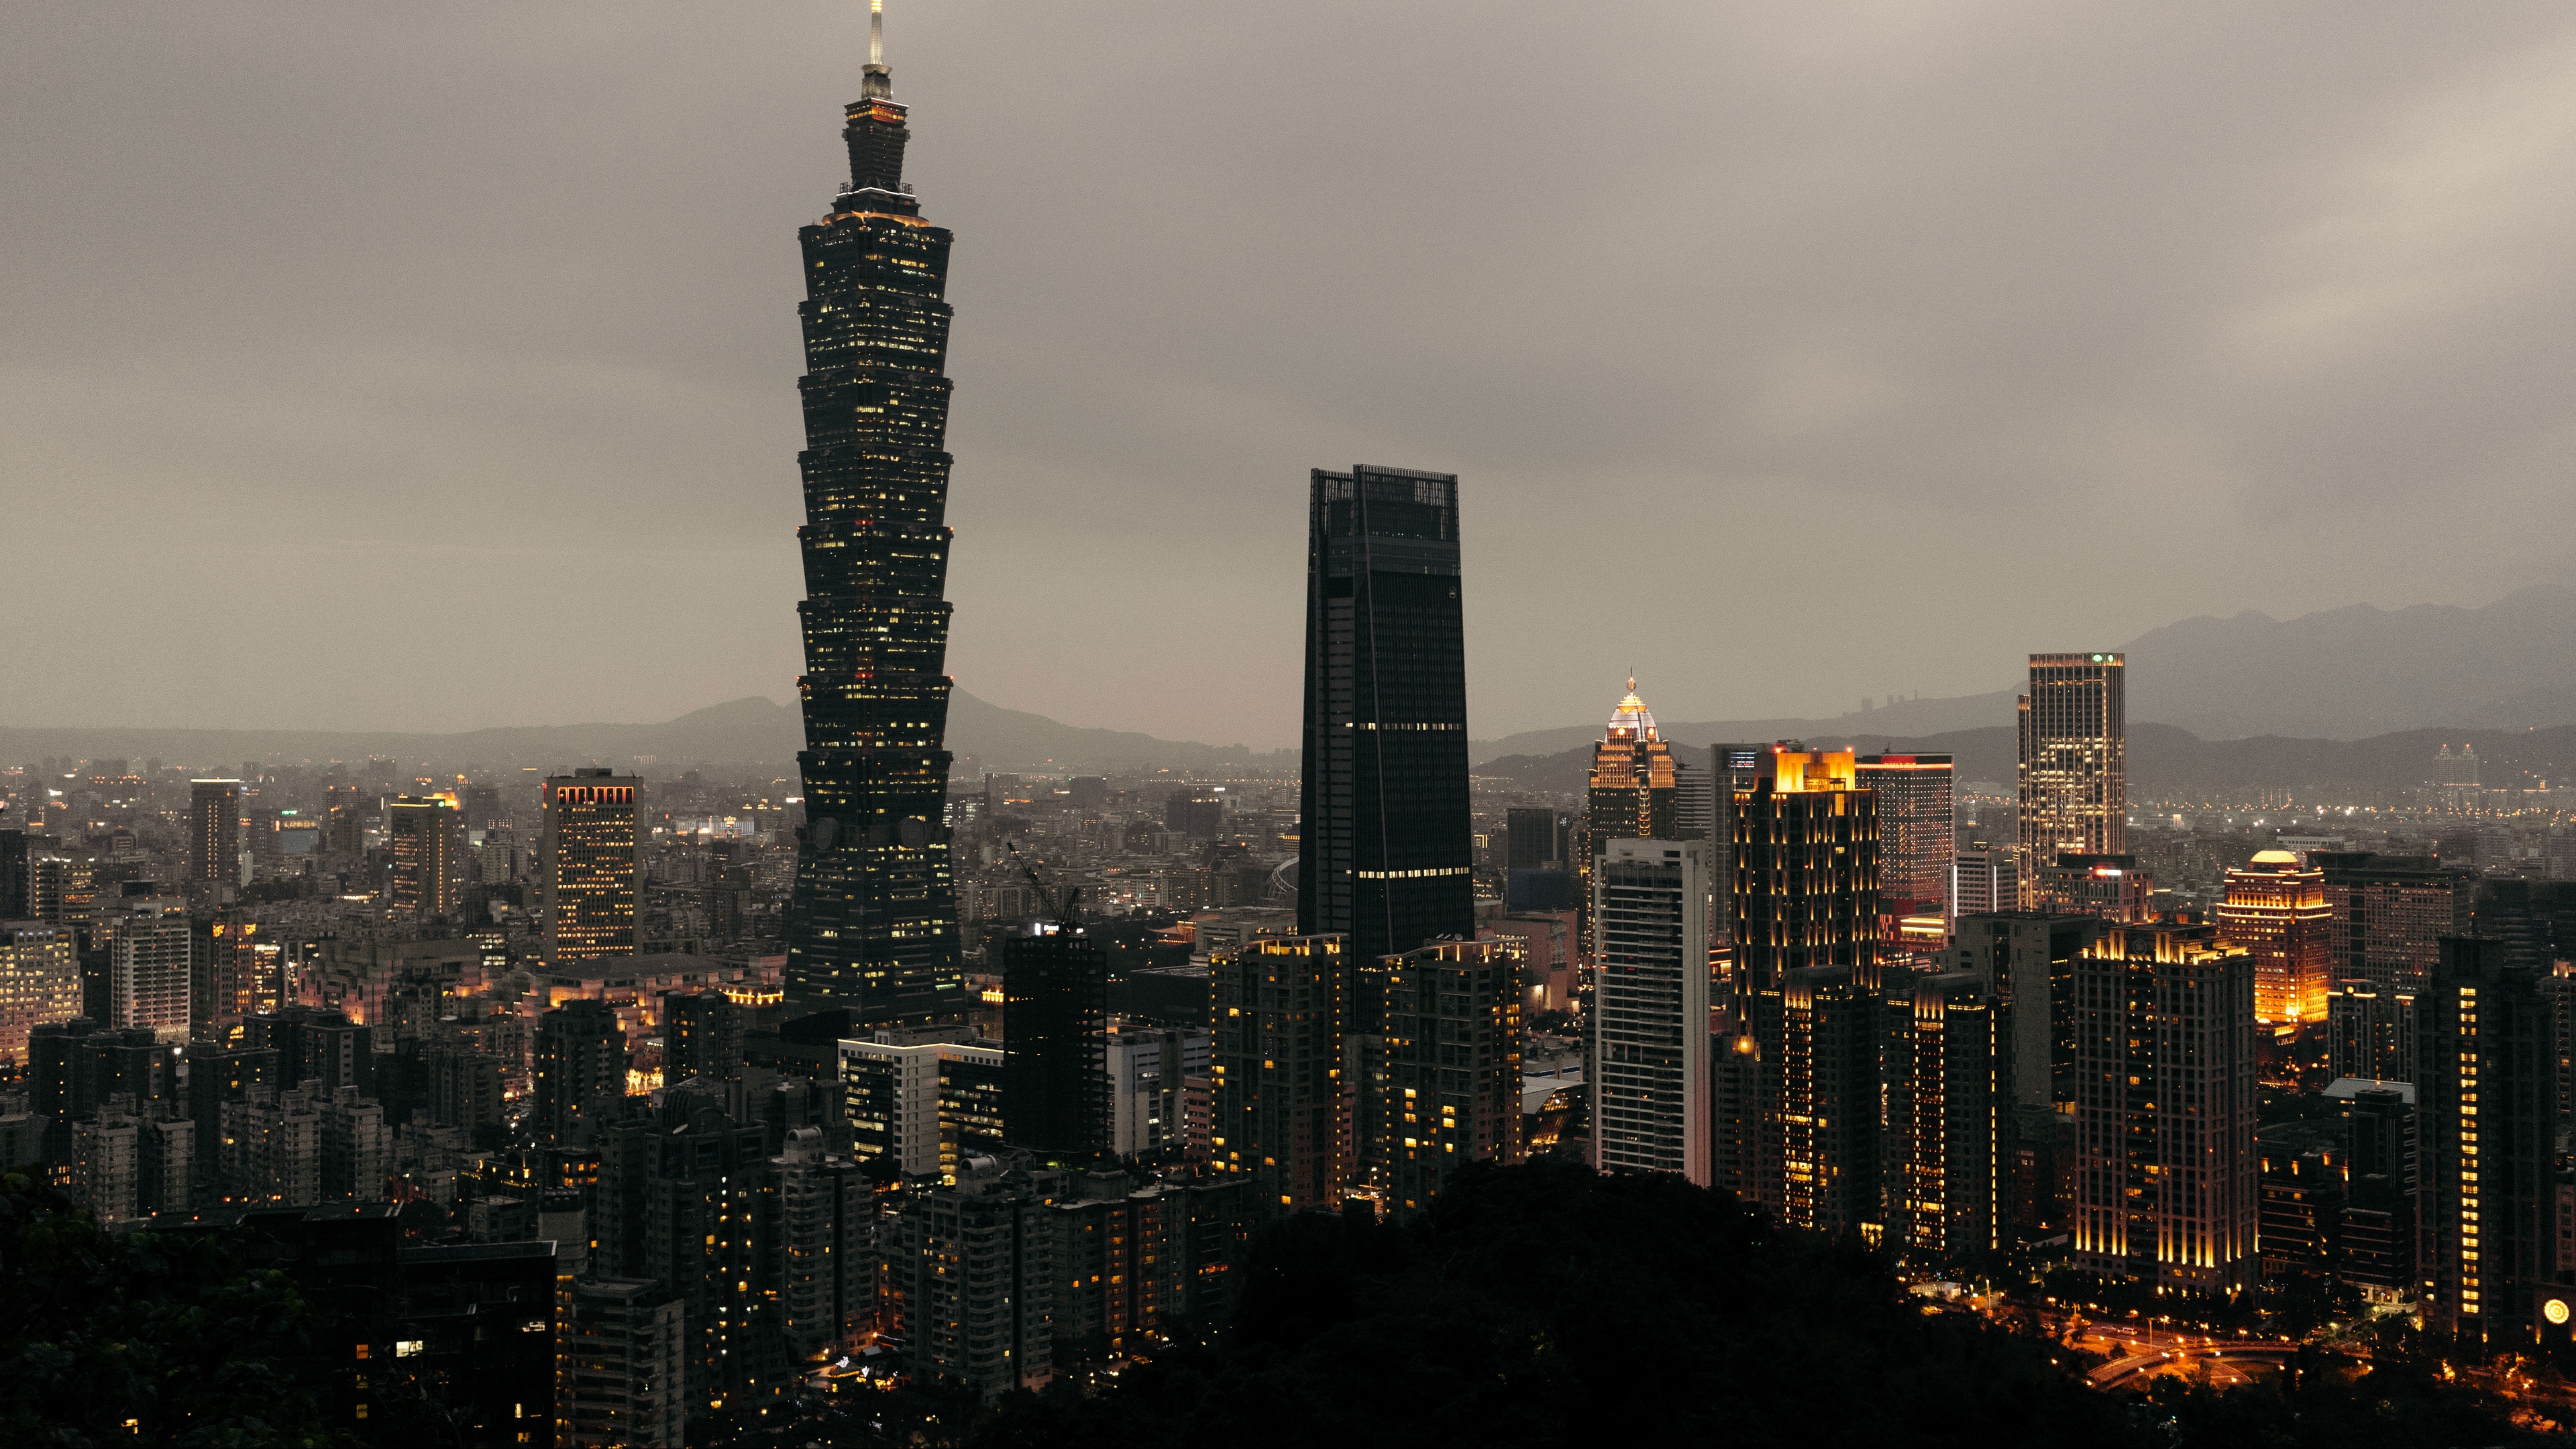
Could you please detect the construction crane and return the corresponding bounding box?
[1005,839,1081,932]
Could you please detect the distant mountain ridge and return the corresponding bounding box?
[0,690,1294,778]
[1470,583,2576,761]
[14,586,2569,779]
[2121,584,2576,739]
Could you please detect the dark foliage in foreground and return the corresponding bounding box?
[0,1170,345,1448]
[2145,1350,2553,1449]
[967,1161,2127,1449]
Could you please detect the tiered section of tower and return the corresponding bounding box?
[785,62,963,1022]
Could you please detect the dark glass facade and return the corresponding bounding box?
[1296,466,1474,967]
[1000,927,1110,1158]
[784,57,964,1022]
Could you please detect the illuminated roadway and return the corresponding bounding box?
[2088,1340,2308,1389]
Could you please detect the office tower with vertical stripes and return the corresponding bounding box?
[1725,746,1886,1228]
[2017,653,2125,902]
[1297,466,1474,969]
[189,779,240,888]
[2070,923,2257,1293]
[785,1,965,1022]
[2417,936,2555,1341]
[1892,970,2011,1260]
[1856,753,1955,922]
[1592,838,1713,1187]
[541,770,640,966]
[387,794,467,920]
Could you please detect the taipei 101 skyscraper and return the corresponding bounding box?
[784,1,964,1022]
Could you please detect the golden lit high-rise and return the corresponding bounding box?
[1732,745,1880,997]
[0,922,78,1066]
[2070,923,2257,1293]
[386,794,466,918]
[1587,678,1677,843]
[1726,745,1882,1229]
[2215,849,2331,1027]
[1582,678,1677,942]
[2017,653,2125,903]
[543,770,641,967]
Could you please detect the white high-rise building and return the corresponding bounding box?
[1105,1027,1208,1157]
[103,895,191,1042]
[839,1034,1001,1180]
[1590,837,1713,1186]
[1952,847,2019,919]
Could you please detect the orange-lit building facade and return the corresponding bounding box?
[2215,850,2331,1027]
[542,771,641,967]
[189,779,241,888]
[0,922,78,1067]
[1730,747,1880,1228]
[1901,970,2008,1260]
[2071,923,2257,1293]
[1731,745,1880,999]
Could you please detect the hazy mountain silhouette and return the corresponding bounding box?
[12,587,2569,779]
[1470,584,2576,762]
[0,690,1293,777]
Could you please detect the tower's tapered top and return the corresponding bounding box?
[1607,676,1658,741]
[863,0,893,100]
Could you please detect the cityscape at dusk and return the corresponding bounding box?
[12,4,2576,1446]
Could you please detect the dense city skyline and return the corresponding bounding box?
[14,4,2576,747]
[12,9,2576,1444]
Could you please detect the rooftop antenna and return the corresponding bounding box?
[863,0,893,99]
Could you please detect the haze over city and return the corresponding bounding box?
[13,2,2576,747]
[13,5,2576,1448]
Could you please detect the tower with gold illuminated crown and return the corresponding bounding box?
[1579,678,1678,925]
[784,1,965,1022]
[1587,678,1678,841]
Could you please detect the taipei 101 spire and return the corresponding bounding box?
[784,1,967,1021]
[864,0,891,99]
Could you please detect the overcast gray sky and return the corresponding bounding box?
[9,3,2576,750]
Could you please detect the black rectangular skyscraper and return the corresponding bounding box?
[1297,466,1474,967]
[1001,927,1110,1159]
[784,19,964,1023]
